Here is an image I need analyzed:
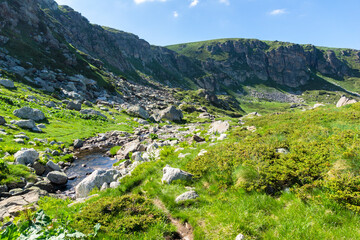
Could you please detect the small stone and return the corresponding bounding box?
[46,160,61,172]
[100,182,109,191]
[110,181,120,188]
[0,116,5,125]
[192,135,205,142]
[33,162,45,175]
[162,165,193,184]
[175,190,199,203]
[235,233,245,240]
[73,139,84,149]
[47,171,68,185]
[0,79,15,88]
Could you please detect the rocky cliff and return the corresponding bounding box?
[0,0,359,94]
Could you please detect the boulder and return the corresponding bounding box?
[73,139,84,149]
[0,79,15,88]
[33,179,55,192]
[117,140,140,159]
[0,116,6,125]
[175,190,199,203]
[14,119,36,129]
[75,169,119,198]
[132,152,144,162]
[217,134,227,141]
[46,160,61,172]
[67,101,82,111]
[14,148,39,165]
[13,107,45,121]
[162,165,193,184]
[192,135,205,142]
[336,96,357,107]
[47,171,68,185]
[32,162,45,175]
[159,106,183,122]
[209,121,230,134]
[126,105,149,119]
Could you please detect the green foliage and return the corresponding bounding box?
[109,146,121,156]
[0,210,92,240]
[149,133,158,140]
[72,195,167,238]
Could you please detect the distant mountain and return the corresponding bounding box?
[1,0,360,96]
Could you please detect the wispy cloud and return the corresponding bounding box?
[219,0,230,6]
[269,9,287,16]
[173,11,179,18]
[189,0,199,8]
[134,0,167,4]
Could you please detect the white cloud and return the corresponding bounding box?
[219,0,230,6]
[269,9,287,16]
[173,11,179,18]
[189,0,199,8]
[134,0,167,4]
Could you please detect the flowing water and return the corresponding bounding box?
[63,154,118,192]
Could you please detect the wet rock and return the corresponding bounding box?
[13,107,45,121]
[33,179,55,193]
[47,171,68,185]
[14,148,39,165]
[162,165,193,184]
[46,160,61,172]
[73,139,84,149]
[0,79,15,88]
[175,190,199,203]
[75,169,119,198]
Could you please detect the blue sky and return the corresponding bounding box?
[55,0,360,50]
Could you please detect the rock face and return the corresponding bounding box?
[0,79,15,88]
[75,169,119,198]
[13,107,45,121]
[209,121,230,134]
[14,148,39,165]
[175,190,199,203]
[162,165,193,184]
[336,96,357,107]
[126,105,149,119]
[158,106,183,122]
[47,171,68,185]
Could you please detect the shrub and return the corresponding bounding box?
[72,194,167,238]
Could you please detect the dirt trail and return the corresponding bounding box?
[153,199,194,240]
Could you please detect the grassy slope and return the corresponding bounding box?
[25,102,360,239]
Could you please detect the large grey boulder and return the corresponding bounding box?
[162,165,193,184]
[0,79,15,88]
[13,107,45,121]
[0,116,5,125]
[75,169,119,198]
[336,96,357,107]
[67,101,82,111]
[80,109,107,118]
[159,106,183,122]
[14,119,36,129]
[209,121,230,134]
[47,171,68,185]
[175,190,199,203]
[14,148,39,165]
[126,105,150,119]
